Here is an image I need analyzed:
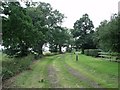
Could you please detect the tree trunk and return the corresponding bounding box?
[55,45,58,52]
[20,43,28,57]
[66,45,69,52]
[81,48,84,54]
[59,45,62,54]
[39,43,43,55]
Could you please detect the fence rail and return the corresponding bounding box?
[98,52,120,63]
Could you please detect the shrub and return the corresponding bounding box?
[2,54,34,81]
[43,52,59,56]
[109,52,120,60]
[84,49,100,57]
[2,68,14,79]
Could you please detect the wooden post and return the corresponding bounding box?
[76,52,78,61]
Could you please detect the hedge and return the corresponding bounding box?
[2,54,34,81]
[84,49,100,57]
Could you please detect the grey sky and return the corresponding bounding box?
[27,0,119,29]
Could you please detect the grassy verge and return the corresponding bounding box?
[65,53,118,88]
[6,56,59,88]
[2,53,34,81]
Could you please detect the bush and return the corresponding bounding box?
[2,54,34,81]
[84,49,100,57]
[43,52,59,56]
[66,47,72,53]
[2,68,14,79]
[109,52,120,60]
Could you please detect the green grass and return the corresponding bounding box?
[10,56,59,88]
[14,58,50,88]
[52,55,88,88]
[3,53,118,88]
[65,53,118,88]
[6,55,86,88]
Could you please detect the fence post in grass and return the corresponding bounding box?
[75,52,78,61]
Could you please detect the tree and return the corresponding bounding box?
[0,16,2,45]
[26,2,65,55]
[73,14,95,53]
[2,1,66,57]
[47,26,70,53]
[2,2,35,57]
[26,2,50,55]
[65,29,75,52]
[95,14,120,53]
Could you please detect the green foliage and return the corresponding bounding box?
[26,2,65,55]
[47,26,71,53]
[2,54,34,81]
[84,49,100,57]
[94,14,120,53]
[2,1,66,57]
[2,2,35,57]
[73,14,95,53]
[43,52,58,56]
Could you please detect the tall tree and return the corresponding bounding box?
[73,14,94,53]
[2,2,35,57]
[47,26,70,53]
[27,2,65,55]
[95,14,120,53]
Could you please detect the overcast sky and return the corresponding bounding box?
[27,0,119,29]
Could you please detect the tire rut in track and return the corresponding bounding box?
[47,64,61,88]
[65,64,101,88]
[61,54,102,88]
